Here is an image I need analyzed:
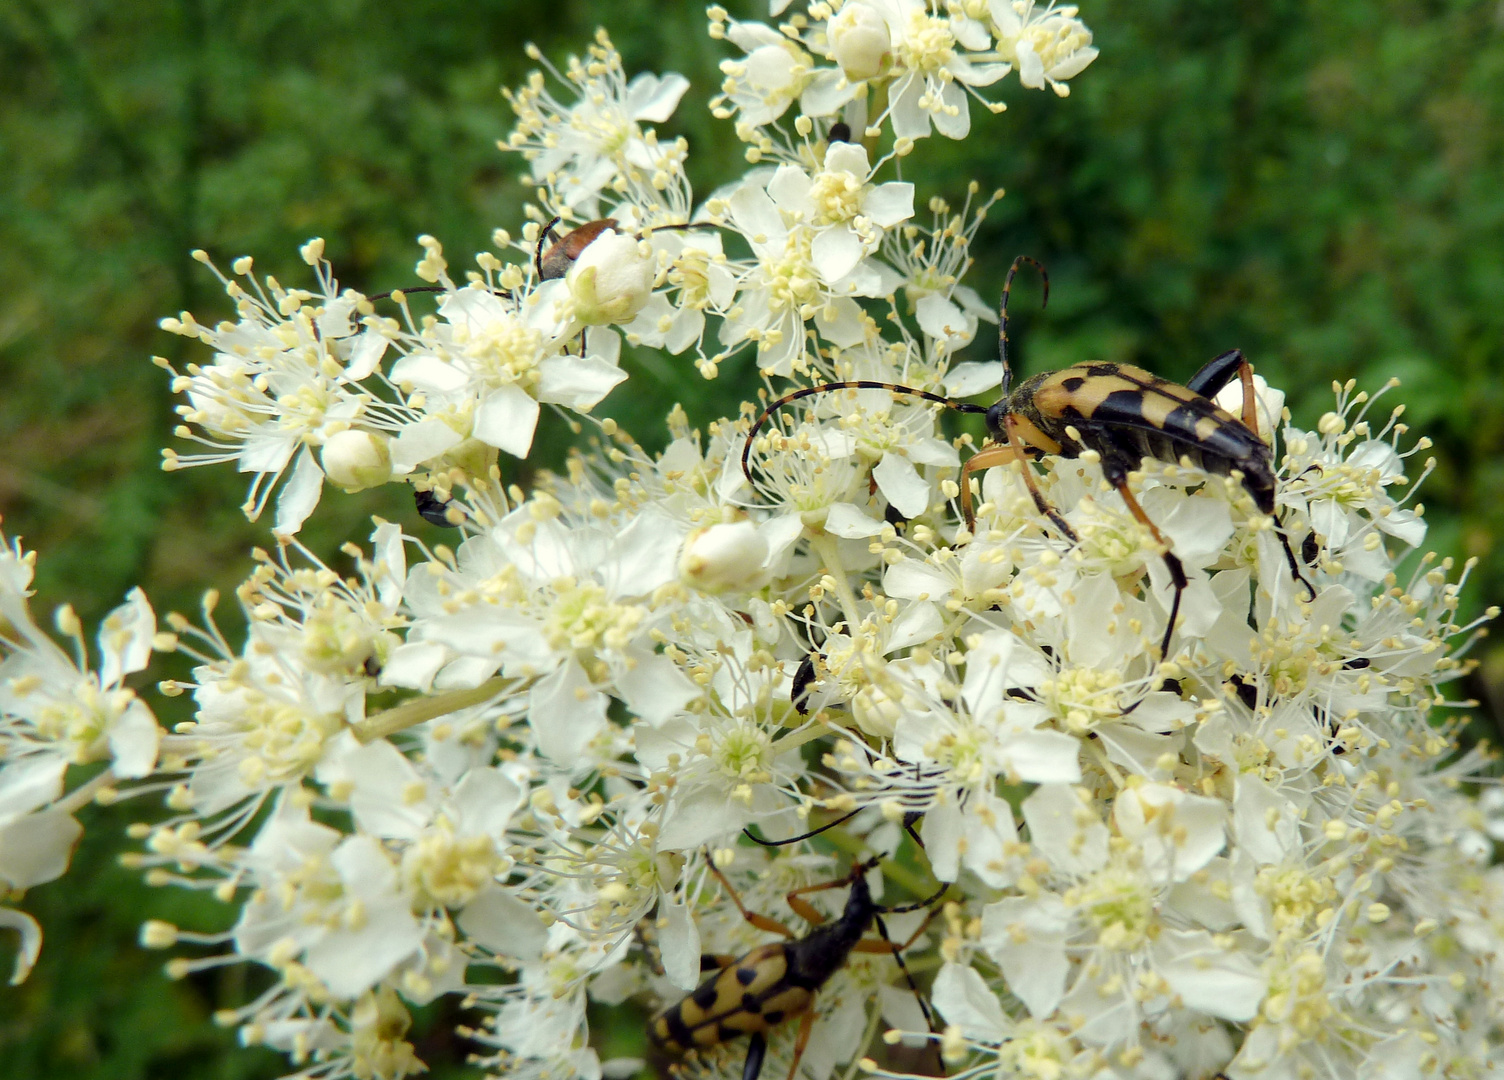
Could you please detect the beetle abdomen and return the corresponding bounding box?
[648,943,815,1054]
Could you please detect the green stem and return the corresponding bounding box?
[351,676,518,743]
[809,529,864,634]
[823,828,932,902]
[54,767,116,815]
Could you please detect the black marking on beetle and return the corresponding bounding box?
[791,653,819,716]
[1302,531,1320,566]
[415,489,458,527]
[648,859,947,1080]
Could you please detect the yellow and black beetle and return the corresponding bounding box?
[649,856,945,1080]
[740,256,1313,659]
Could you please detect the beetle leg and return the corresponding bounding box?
[1274,517,1318,601]
[784,1010,816,1080]
[784,873,863,926]
[1111,480,1188,660]
[959,442,1025,531]
[1237,359,1260,434]
[742,1031,768,1080]
[1186,348,1261,435]
[707,857,798,939]
[868,911,944,1074]
[1185,348,1245,400]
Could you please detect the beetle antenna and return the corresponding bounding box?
[364,284,512,305]
[999,254,1048,398]
[742,381,986,484]
[879,876,950,915]
[534,215,562,279]
[742,808,863,847]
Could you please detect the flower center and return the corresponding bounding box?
[1072,866,1154,950]
[809,169,865,225]
[897,11,957,76]
[456,312,545,391]
[543,578,642,651]
[1039,666,1125,734]
[765,230,822,313]
[401,821,507,909]
[237,699,345,785]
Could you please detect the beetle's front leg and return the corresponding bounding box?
[960,418,1080,543]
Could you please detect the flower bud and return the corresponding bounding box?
[829,3,890,82]
[851,682,901,738]
[321,429,393,491]
[678,521,769,594]
[565,230,655,326]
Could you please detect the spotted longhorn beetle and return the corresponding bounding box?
[741,256,1314,660]
[649,855,946,1080]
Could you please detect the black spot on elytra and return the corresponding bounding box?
[1099,389,1148,420]
[763,1010,784,1025]
[1229,674,1258,710]
[693,982,721,1009]
[1086,362,1118,377]
[735,966,758,986]
[1060,375,1086,393]
[741,993,761,1012]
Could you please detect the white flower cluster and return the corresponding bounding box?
[5,6,1502,1080]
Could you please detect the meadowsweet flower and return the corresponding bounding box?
[10,11,1500,1080]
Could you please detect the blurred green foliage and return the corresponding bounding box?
[1,0,1501,1077]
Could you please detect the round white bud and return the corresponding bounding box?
[320,429,393,491]
[851,682,901,738]
[829,4,890,82]
[678,521,769,594]
[566,230,655,326]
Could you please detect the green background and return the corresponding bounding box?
[2,0,1502,1076]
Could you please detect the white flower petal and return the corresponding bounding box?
[457,888,548,959]
[0,906,42,984]
[812,225,865,283]
[628,72,690,122]
[0,809,82,890]
[981,894,1070,1018]
[932,961,1007,1038]
[538,352,628,410]
[272,446,325,536]
[873,453,931,518]
[1151,928,1267,1021]
[389,417,463,469]
[473,384,541,458]
[657,894,703,991]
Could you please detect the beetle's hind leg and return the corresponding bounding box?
[1186,348,1261,436]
